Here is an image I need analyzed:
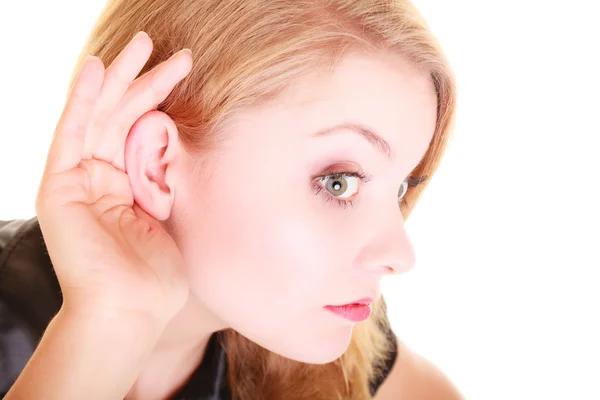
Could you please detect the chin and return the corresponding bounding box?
[266,325,355,365]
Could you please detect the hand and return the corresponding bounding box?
[35,31,193,329]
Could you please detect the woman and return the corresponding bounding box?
[1,0,461,398]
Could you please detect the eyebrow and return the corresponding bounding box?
[312,122,431,189]
[312,122,394,160]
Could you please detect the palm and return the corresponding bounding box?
[35,32,193,323]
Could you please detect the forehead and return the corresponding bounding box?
[285,51,435,109]
[223,51,437,167]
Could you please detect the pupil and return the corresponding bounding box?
[327,177,347,195]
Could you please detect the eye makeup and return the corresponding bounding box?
[311,164,427,209]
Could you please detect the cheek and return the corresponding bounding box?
[189,202,355,363]
[174,159,360,363]
[181,177,343,324]
[211,204,329,302]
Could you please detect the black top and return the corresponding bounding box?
[0,217,397,399]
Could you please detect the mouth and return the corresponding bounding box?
[324,297,374,322]
[347,297,374,305]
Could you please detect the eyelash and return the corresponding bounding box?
[311,170,371,209]
[311,169,425,209]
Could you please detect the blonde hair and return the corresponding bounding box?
[68,0,456,398]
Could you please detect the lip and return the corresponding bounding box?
[329,297,375,307]
[324,297,374,323]
[350,297,374,305]
[324,303,372,322]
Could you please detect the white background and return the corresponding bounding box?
[1,1,599,399]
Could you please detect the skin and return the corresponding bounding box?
[374,337,464,399]
[6,32,462,399]
[126,47,437,396]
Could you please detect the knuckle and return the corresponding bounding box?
[60,113,88,137]
[106,114,131,142]
[105,67,130,89]
[145,73,167,100]
[116,113,133,135]
[91,106,111,130]
[71,87,98,109]
[87,116,106,137]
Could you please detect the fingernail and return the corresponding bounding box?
[169,48,192,60]
[134,31,149,39]
[83,55,99,67]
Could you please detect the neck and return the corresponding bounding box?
[125,296,227,400]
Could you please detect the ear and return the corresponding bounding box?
[124,110,182,221]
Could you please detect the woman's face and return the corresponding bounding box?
[170,51,437,363]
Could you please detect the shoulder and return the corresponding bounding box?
[373,335,464,400]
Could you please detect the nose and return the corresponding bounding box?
[356,203,416,275]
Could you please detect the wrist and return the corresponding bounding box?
[5,305,166,400]
[56,304,167,345]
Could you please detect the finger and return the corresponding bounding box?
[125,203,187,288]
[96,48,193,168]
[45,56,105,175]
[83,31,154,158]
[124,48,193,112]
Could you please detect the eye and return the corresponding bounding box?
[398,180,409,201]
[318,173,360,199]
[398,176,429,207]
[311,169,427,210]
[312,170,371,209]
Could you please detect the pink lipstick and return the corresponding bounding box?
[324,298,373,322]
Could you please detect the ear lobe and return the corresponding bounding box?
[124,110,181,221]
